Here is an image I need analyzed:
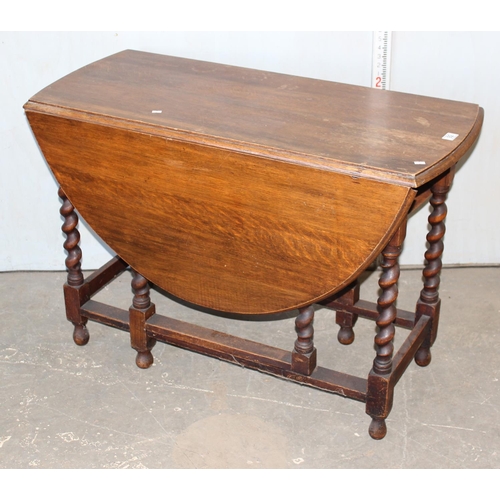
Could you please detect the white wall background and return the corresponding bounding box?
[1,31,498,271]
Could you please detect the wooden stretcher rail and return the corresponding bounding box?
[322,298,416,330]
[391,315,431,385]
[79,292,368,402]
[84,256,128,296]
[146,314,368,402]
[80,300,130,332]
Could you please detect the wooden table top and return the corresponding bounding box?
[27,50,483,188]
[25,50,483,314]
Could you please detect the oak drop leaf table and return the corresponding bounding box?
[24,50,483,439]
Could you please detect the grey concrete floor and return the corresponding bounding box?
[1,266,499,469]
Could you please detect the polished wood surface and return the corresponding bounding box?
[26,50,482,187]
[26,112,413,313]
[27,49,483,313]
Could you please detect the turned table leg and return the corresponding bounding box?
[129,270,156,368]
[59,188,90,346]
[415,167,455,367]
[366,221,406,439]
[335,280,360,345]
[291,305,317,375]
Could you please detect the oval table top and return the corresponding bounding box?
[25,50,483,188]
[24,50,483,314]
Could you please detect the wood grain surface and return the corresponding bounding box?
[26,112,413,313]
[24,50,482,314]
[25,50,483,187]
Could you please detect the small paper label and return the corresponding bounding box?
[414,161,426,165]
[152,110,162,114]
[442,132,459,141]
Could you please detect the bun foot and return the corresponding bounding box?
[369,418,387,440]
[338,326,355,345]
[415,346,432,367]
[73,324,89,346]
[136,350,154,369]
